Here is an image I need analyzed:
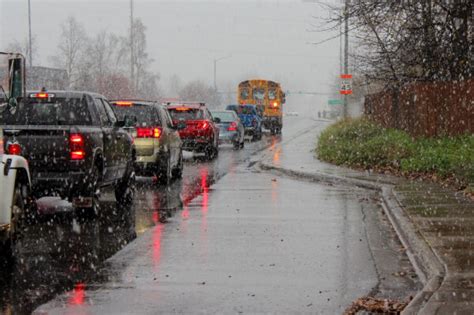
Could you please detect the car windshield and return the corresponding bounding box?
[168,108,204,120]
[112,104,160,127]
[0,97,92,125]
[212,111,235,122]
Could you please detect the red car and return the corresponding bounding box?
[166,103,219,160]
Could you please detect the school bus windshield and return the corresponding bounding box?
[253,88,265,100]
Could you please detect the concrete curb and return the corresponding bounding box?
[258,162,446,314]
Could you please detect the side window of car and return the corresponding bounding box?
[204,109,212,120]
[102,99,117,125]
[94,98,111,127]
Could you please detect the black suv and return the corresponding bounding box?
[0,90,136,215]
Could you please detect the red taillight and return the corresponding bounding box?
[197,121,209,129]
[30,92,55,99]
[136,127,162,138]
[8,143,21,155]
[70,134,85,160]
[114,101,133,106]
[228,122,237,131]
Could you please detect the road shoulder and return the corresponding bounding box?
[258,122,474,314]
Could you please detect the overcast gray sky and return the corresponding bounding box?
[1,0,342,112]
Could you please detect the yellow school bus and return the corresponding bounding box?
[237,79,285,134]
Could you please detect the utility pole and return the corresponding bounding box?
[213,59,217,91]
[130,0,135,91]
[343,0,349,118]
[28,0,33,67]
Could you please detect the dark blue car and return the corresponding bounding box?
[226,104,262,141]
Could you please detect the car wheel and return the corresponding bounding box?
[157,155,172,184]
[233,140,240,150]
[205,142,218,160]
[115,162,136,206]
[172,151,183,179]
[9,177,31,255]
[252,129,260,141]
[75,165,101,219]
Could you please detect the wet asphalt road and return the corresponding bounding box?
[0,117,418,314]
[0,120,279,314]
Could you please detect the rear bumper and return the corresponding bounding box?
[244,127,256,135]
[181,137,212,152]
[32,171,87,199]
[219,131,239,143]
[134,151,167,176]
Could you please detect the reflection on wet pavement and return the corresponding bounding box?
[0,131,277,314]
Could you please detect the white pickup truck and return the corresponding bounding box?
[0,51,34,250]
[0,127,32,247]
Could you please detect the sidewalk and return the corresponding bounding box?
[259,123,474,314]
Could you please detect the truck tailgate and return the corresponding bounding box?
[3,126,72,172]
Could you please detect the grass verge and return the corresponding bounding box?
[316,118,474,192]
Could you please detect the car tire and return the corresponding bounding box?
[233,141,240,150]
[205,142,218,160]
[172,151,183,179]
[75,165,101,219]
[157,154,172,185]
[115,161,136,206]
[9,177,31,255]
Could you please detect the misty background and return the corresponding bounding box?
[0,0,344,116]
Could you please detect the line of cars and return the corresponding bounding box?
[0,53,269,254]
[0,90,249,248]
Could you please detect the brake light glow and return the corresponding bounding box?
[154,127,162,138]
[30,93,55,99]
[228,122,237,131]
[114,101,133,106]
[7,143,21,155]
[197,121,209,129]
[174,107,191,111]
[69,134,85,160]
[136,127,162,139]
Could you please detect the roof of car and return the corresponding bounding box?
[110,100,156,106]
[167,104,204,110]
[227,104,256,107]
[211,110,235,113]
[26,90,106,99]
[165,101,206,107]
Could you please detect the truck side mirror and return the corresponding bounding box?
[1,53,25,114]
[9,57,24,100]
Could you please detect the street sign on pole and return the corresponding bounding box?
[340,74,352,95]
[328,99,343,105]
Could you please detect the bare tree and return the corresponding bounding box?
[167,74,183,97]
[6,35,38,66]
[320,0,473,87]
[179,80,221,107]
[53,16,87,88]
